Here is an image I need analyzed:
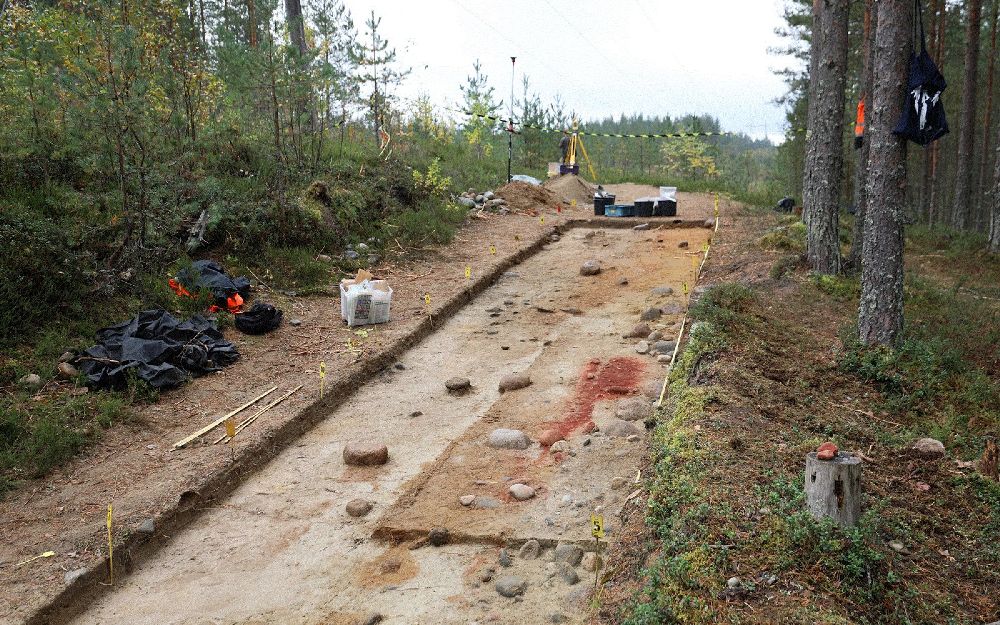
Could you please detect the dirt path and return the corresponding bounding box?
[1,185,720,625]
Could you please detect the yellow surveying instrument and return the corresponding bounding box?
[559,119,598,180]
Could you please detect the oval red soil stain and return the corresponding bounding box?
[545,356,647,443]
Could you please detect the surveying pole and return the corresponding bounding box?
[507,56,516,183]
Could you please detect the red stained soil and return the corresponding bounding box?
[544,356,646,443]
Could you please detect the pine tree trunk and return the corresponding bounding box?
[927,0,947,224]
[978,0,999,217]
[246,0,258,48]
[951,0,983,231]
[284,0,306,56]
[850,0,877,272]
[804,0,849,274]
[919,0,943,221]
[989,126,1000,252]
[802,0,824,233]
[859,0,911,346]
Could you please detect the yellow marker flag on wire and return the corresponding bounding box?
[489,244,496,256]
[225,417,236,438]
[15,551,56,567]
[540,215,545,225]
[590,513,605,538]
[714,194,720,217]
[424,293,431,306]
[683,282,689,295]
[107,504,114,585]
[465,265,471,280]
[319,362,326,398]
[691,254,700,268]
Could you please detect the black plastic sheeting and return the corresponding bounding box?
[77,309,240,390]
[234,302,283,335]
[176,260,251,307]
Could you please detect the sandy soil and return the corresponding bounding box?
[0,183,716,625]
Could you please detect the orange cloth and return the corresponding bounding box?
[854,98,866,137]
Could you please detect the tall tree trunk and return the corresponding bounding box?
[246,0,258,48]
[989,126,1000,251]
[804,0,849,274]
[919,0,942,221]
[284,0,306,56]
[850,0,877,271]
[927,0,947,224]
[859,0,911,346]
[979,0,999,217]
[802,0,824,217]
[951,0,983,230]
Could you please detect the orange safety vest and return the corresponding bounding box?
[854,98,866,138]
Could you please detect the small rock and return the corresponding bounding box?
[458,197,477,208]
[445,377,472,393]
[651,286,674,296]
[816,441,839,461]
[550,440,568,453]
[617,277,629,286]
[581,552,601,572]
[498,548,512,567]
[290,318,303,327]
[394,362,406,370]
[460,495,476,506]
[519,539,541,560]
[409,411,423,418]
[657,354,671,363]
[727,576,741,589]
[553,543,583,566]
[538,429,564,447]
[615,398,649,421]
[484,191,496,200]
[509,484,535,501]
[495,575,527,597]
[678,241,689,249]
[429,527,450,546]
[476,194,485,203]
[503,299,515,305]
[137,518,155,535]
[359,613,383,625]
[316,254,333,263]
[558,562,579,585]
[653,340,676,355]
[911,437,946,460]
[479,568,495,583]
[488,428,532,450]
[611,477,627,490]
[356,242,369,252]
[626,434,641,443]
[498,373,531,393]
[64,568,88,586]
[474,496,503,509]
[704,219,716,228]
[560,307,582,315]
[634,341,649,354]
[57,362,79,380]
[640,307,662,321]
[580,260,601,276]
[59,351,74,363]
[18,373,42,391]
[889,540,908,554]
[623,323,651,338]
[344,250,360,260]
[604,420,640,438]
[632,223,650,231]
[647,330,663,341]
[343,442,389,466]
[346,499,373,517]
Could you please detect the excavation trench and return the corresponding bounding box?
[64,224,711,625]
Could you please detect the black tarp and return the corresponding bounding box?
[175,260,251,307]
[77,309,240,390]
[234,302,283,335]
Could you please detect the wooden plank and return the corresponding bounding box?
[172,386,278,449]
[212,385,303,444]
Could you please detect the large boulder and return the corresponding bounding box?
[910,438,946,460]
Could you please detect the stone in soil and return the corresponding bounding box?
[678,241,689,248]
[394,362,406,370]
[359,613,383,625]
[632,223,650,231]
[459,495,476,506]
[509,483,536,501]
[137,518,155,535]
[64,568,88,586]
[623,322,650,338]
[657,354,671,363]
[640,307,662,321]
[579,260,601,276]
[553,543,583,566]
[445,377,472,393]
[498,373,531,393]
[727,576,741,589]
[518,539,541,560]
[626,434,641,442]
[346,499,373,517]
[611,477,627,489]
[290,318,303,327]
[538,429,564,446]
[653,340,676,355]
[498,548,512,567]
[428,527,450,546]
[488,428,532,450]
[558,562,580,585]
[581,552,601,572]
[634,341,649,354]
[647,330,663,342]
[617,277,629,286]
[495,575,527,597]
[474,496,503,510]
[560,307,582,315]
[604,420,641,438]
[651,286,674,296]
[18,373,42,391]
[704,219,716,228]
[910,437,945,459]
[59,351,75,363]
[57,362,79,379]
[550,440,568,453]
[615,398,650,421]
[343,442,389,466]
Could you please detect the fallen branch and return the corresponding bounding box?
[173,386,278,449]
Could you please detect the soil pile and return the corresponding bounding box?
[495,181,563,214]
[543,174,597,205]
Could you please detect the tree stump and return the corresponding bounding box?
[805,452,862,528]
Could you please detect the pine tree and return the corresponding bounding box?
[859,0,911,346]
[849,0,876,271]
[352,10,408,140]
[990,126,1000,251]
[802,0,849,274]
[460,60,501,159]
[951,0,983,230]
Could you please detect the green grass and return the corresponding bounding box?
[758,220,806,252]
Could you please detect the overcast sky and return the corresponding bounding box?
[340,0,797,143]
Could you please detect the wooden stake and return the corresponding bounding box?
[172,386,278,449]
[212,385,303,444]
